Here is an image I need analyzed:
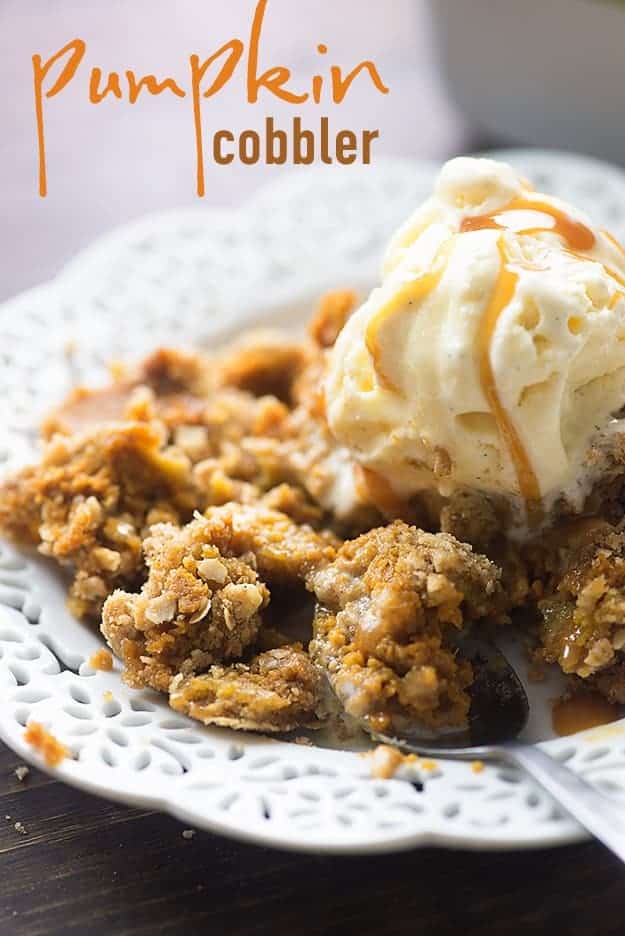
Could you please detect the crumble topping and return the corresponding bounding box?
[530,520,625,695]
[2,287,625,738]
[214,330,312,405]
[193,503,338,586]
[309,521,506,733]
[102,521,270,692]
[169,645,326,732]
[0,422,197,619]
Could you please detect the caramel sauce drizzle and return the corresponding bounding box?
[552,693,620,737]
[564,233,625,308]
[365,245,449,394]
[602,266,625,320]
[603,228,625,260]
[355,465,411,518]
[479,238,542,521]
[460,196,596,252]
[461,196,607,521]
[601,262,625,296]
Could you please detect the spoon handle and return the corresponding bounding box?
[506,742,625,862]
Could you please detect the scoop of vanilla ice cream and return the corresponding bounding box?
[325,157,625,520]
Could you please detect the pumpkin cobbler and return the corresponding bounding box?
[4,157,625,736]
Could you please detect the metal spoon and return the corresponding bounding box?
[351,635,625,861]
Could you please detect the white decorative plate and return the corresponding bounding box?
[2,150,625,854]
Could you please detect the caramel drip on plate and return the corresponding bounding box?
[460,196,596,252]
[365,245,449,394]
[552,693,620,737]
[479,238,542,522]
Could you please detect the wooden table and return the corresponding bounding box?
[1,2,624,933]
[1,742,624,936]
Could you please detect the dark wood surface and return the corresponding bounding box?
[2,3,625,933]
[1,740,624,936]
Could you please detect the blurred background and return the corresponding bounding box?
[2,0,625,303]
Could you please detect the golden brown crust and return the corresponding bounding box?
[42,347,214,440]
[169,645,326,732]
[134,347,214,397]
[260,483,326,528]
[214,330,313,405]
[193,503,339,586]
[101,503,335,693]
[0,422,197,619]
[7,286,625,733]
[42,384,139,439]
[309,521,505,733]
[102,522,269,692]
[531,521,625,696]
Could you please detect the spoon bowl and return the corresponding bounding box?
[368,634,530,751]
[329,630,625,864]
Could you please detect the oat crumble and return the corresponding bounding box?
[1,290,625,739]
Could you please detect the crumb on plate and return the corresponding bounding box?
[419,759,437,772]
[365,744,418,780]
[14,765,29,782]
[89,648,113,671]
[24,722,70,767]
